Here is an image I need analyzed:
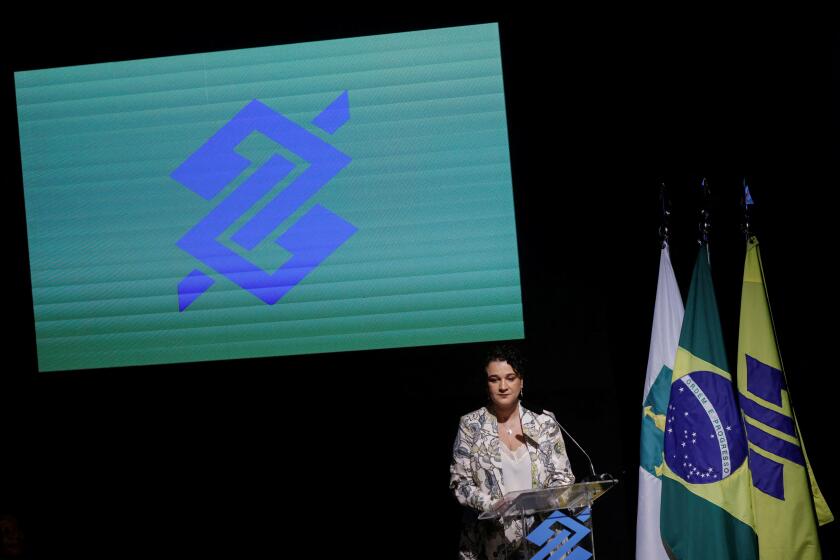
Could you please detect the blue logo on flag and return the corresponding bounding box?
[740,355,805,500]
[664,371,748,483]
[171,93,354,311]
[526,507,592,560]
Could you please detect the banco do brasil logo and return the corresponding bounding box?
[171,92,354,311]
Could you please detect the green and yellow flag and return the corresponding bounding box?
[660,245,758,559]
[737,236,833,559]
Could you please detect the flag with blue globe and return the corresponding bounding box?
[659,246,758,560]
[664,371,748,484]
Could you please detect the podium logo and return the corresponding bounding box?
[171,93,355,311]
[526,507,592,560]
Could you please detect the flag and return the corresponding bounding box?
[737,236,833,559]
[660,245,759,560]
[637,247,684,560]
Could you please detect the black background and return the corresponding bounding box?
[2,16,835,559]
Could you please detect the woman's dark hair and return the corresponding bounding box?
[483,344,525,378]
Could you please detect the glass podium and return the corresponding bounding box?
[477,479,617,559]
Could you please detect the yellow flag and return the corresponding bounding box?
[737,236,833,559]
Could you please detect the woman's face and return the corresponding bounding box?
[486,360,522,410]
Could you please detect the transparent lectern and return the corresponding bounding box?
[477,479,617,559]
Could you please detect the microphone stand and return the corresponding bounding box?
[544,410,614,482]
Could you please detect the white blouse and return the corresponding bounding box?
[499,441,532,494]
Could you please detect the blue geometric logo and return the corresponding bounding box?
[171,92,354,311]
[526,507,592,560]
[739,355,805,500]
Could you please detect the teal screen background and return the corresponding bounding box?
[15,23,523,372]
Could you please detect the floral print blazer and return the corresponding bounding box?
[449,404,575,559]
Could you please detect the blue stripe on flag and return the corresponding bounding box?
[744,423,805,466]
[745,354,786,406]
[748,449,785,500]
[738,395,796,437]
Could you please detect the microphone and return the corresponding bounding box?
[542,409,613,482]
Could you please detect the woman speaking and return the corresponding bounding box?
[450,345,575,559]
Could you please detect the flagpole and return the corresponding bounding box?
[698,177,711,262]
[659,181,671,249]
[741,178,753,242]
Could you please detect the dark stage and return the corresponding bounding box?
[2,17,835,558]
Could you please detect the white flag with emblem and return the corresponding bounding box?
[636,247,684,560]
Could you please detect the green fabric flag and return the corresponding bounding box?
[660,245,759,559]
[737,236,833,559]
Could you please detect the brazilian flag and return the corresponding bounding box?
[660,246,758,559]
[737,236,833,559]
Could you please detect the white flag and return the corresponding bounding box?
[636,247,684,560]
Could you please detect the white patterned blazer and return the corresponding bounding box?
[449,404,575,559]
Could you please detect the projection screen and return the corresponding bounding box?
[15,23,523,372]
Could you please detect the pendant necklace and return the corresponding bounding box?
[501,421,513,436]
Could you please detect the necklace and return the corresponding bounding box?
[500,421,514,436]
[496,405,518,437]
